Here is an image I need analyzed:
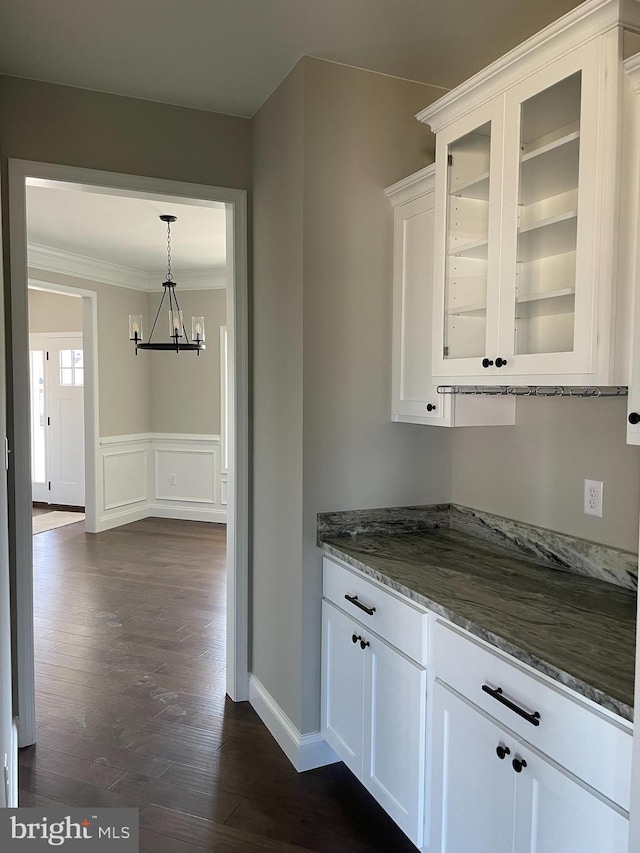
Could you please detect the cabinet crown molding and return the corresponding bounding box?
[384,163,436,204]
[417,0,640,133]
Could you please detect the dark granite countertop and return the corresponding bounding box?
[322,529,636,722]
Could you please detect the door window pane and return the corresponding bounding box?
[59,349,84,386]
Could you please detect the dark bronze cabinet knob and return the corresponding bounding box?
[482,358,494,368]
[352,633,359,644]
[495,357,508,368]
[512,757,527,773]
[629,412,640,425]
[426,403,436,412]
[496,745,511,760]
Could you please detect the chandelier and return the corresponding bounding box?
[129,215,206,354]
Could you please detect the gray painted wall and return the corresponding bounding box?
[28,271,152,436]
[252,63,305,730]
[149,288,226,435]
[28,281,226,436]
[0,76,251,190]
[252,58,452,734]
[300,58,451,731]
[28,288,82,333]
[452,397,640,552]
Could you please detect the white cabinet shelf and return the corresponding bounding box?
[515,287,575,318]
[445,301,487,317]
[517,210,578,261]
[450,170,490,200]
[519,132,580,203]
[448,236,489,259]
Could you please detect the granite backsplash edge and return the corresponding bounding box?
[317,504,638,591]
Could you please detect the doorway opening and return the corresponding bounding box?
[8,161,249,750]
[29,287,86,536]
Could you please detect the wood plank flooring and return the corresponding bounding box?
[22,517,416,852]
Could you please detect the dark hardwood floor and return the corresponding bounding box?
[21,517,417,852]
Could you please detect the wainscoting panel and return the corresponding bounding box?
[103,447,148,510]
[155,447,217,504]
[97,433,226,530]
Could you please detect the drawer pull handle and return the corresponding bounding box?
[496,745,511,760]
[482,684,541,727]
[345,594,376,616]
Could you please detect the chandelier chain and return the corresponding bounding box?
[166,219,173,281]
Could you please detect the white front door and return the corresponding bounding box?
[30,334,85,507]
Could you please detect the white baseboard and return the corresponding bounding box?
[248,674,339,773]
[148,505,227,523]
[94,506,149,533]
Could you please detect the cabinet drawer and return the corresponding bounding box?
[323,557,428,665]
[434,620,632,810]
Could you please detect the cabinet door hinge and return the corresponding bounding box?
[447,153,453,166]
[443,346,449,357]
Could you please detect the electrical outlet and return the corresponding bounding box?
[584,479,603,518]
[169,473,177,486]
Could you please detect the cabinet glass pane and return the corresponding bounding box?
[444,122,491,360]
[515,72,581,355]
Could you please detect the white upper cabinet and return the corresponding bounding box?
[420,0,640,386]
[386,165,515,426]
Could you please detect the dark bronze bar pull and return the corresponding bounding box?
[482,684,541,727]
[344,594,376,616]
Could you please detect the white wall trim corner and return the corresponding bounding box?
[248,674,339,773]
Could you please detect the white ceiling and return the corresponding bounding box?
[1,0,582,117]
[26,185,226,275]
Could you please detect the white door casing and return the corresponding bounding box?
[30,333,85,507]
[9,160,249,748]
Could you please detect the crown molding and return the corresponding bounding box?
[417,0,640,133]
[624,50,640,88]
[385,163,436,205]
[27,242,226,291]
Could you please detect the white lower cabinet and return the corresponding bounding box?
[431,682,516,853]
[431,682,629,853]
[321,598,427,847]
[321,559,631,852]
[321,599,365,779]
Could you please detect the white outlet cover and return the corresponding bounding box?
[584,479,603,518]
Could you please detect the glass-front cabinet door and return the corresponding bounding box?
[498,43,601,379]
[432,98,504,378]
